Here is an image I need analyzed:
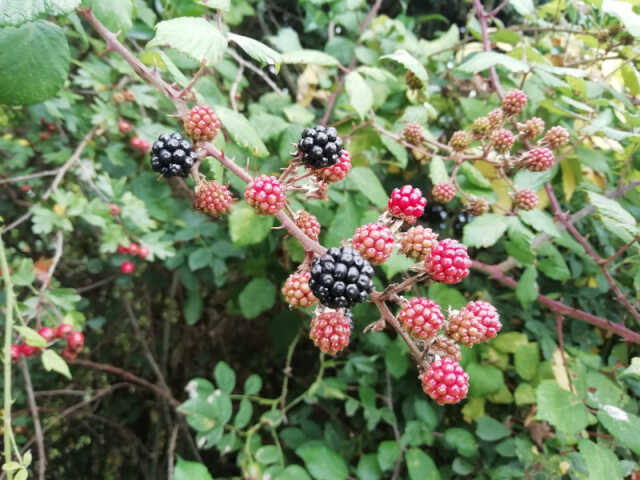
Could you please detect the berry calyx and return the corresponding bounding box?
[309,246,374,309]
[466,196,490,216]
[398,297,444,340]
[194,180,233,216]
[425,239,471,284]
[388,185,427,224]
[38,327,55,343]
[109,204,120,216]
[501,89,528,115]
[432,183,456,204]
[405,70,423,90]
[309,311,351,354]
[447,308,487,347]
[118,119,131,134]
[120,261,135,274]
[150,132,198,178]
[54,324,73,339]
[244,175,286,215]
[514,189,538,211]
[523,147,554,172]
[298,125,344,169]
[67,331,85,352]
[352,223,395,265]
[517,117,545,140]
[400,226,439,261]
[448,131,470,152]
[421,357,469,405]
[543,126,569,150]
[316,150,351,183]
[403,123,423,145]
[183,104,221,142]
[490,129,515,153]
[295,211,321,241]
[430,336,461,362]
[461,300,501,341]
[282,271,317,308]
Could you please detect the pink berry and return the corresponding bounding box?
[244,175,286,215]
[61,345,77,361]
[309,311,351,355]
[352,223,395,265]
[398,297,444,340]
[517,117,545,140]
[11,345,21,362]
[421,357,469,405]
[130,136,143,149]
[388,185,427,224]
[121,261,135,274]
[431,183,456,204]
[38,327,55,342]
[54,324,73,339]
[282,271,317,308]
[19,343,40,357]
[316,150,351,183]
[67,331,85,352]
[490,129,515,153]
[543,126,570,150]
[461,300,501,341]
[117,245,128,254]
[403,123,423,145]
[447,308,487,347]
[514,189,538,210]
[138,246,150,258]
[295,211,321,241]
[501,89,527,115]
[184,104,221,142]
[127,243,140,256]
[109,204,120,216]
[194,180,234,216]
[118,120,131,135]
[425,239,471,284]
[524,147,554,172]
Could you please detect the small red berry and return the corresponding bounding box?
[431,183,456,204]
[130,136,143,149]
[514,189,538,210]
[295,211,321,241]
[11,345,21,362]
[19,343,40,357]
[316,150,351,183]
[398,297,444,340]
[517,117,545,140]
[425,239,471,284]
[38,327,55,343]
[109,204,120,216]
[54,324,74,339]
[40,132,51,141]
[490,129,515,153]
[447,308,487,347]
[118,119,131,134]
[461,300,501,341]
[117,244,128,254]
[194,180,234,216]
[282,272,317,308]
[309,311,351,355]
[47,123,57,132]
[244,175,286,215]
[67,331,85,352]
[20,185,31,193]
[524,147,554,172]
[123,90,135,102]
[388,185,427,224]
[127,243,140,256]
[121,261,135,274]
[501,89,527,115]
[61,345,78,361]
[421,357,469,405]
[403,123,423,145]
[139,140,151,154]
[352,223,395,265]
[138,246,150,258]
[184,104,221,142]
[430,336,461,362]
[400,226,439,260]
[448,131,470,152]
[543,126,570,150]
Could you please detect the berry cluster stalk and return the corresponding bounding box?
[0,235,15,479]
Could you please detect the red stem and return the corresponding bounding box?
[472,0,505,98]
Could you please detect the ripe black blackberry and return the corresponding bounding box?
[423,203,449,232]
[309,246,374,309]
[452,212,474,238]
[150,132,198,177]
[298,125,344,169]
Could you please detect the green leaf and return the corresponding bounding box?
[228,201,274,247]
[216,107,269,157]
[491,332,528,353]
[325,195,360,248]
[428,283,467,310]
[15,326,47,348]
[41,349,71,379]
[537,243,570,281]
[578,439,623,480]
[459,162,491,189]
[148,17,227,66]
[509,0,535,15]
[0,0,80,26]
[345,71,373,119]
[380,250,415,280]
[296,441,348,480]
[587,191,638,242]
[384,339,409,379]
[281,50,340,66]
[377,441,401,471]
[184,288,203,325]
[174,457,214,480]
[0,20,70,105]
[514,342,540,380]
[463,214,509,248]
[188,248,211,271]
[467,363,504,397]
[514,383,536,405]
[357,454,382,480]
[197,0,230,11]
[429,157,449,185]
[515,266,538,310]
[405,448,439,480]
[275,466,312,480]
[536,380,589,436]
[380,49,428,86]
[348,168,388,209]
[238,278,276,319]
[518,210,561,237]
[256,445,280,465]
[444,428,478,457]
[229,33,281,67]
[214,361,236,394]
[234,398,252,429]
[597,405,640,455]
[458,52,528,73]
[420,24,460,57]
[601,0,640,38]
[86,0,133,34]
[475,417,510,441]
[244,374,262,395]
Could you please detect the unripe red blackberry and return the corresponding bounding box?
[388,185,427,224]
[405,70,423,90]
[55,324,73,339]
[543,126,569,150]
[400,226,438,260]
[430,336,461,362]
[316,150,351,183]
[471,117,491,139]
[501,89,527,115]
[461,300,501,341]
[490,128,515,153]
[282,271,317,308]
[309,311,351,354]
[425,239,471,284]
[403,123,423,146]
[67,331,85,352]
[523,147,554,172]
[244,175,286,215]
[352,223,395,265]
[10,344,21,362]
[421,357,469,405]
[466,196,490,216]
[298,125,344,169]
[183,104,221,142]
[194,180,233,216]
[121,261,135,274]
[447,309,486,347]
[517,117,545,140]
[514,189,538,210]
[38,327,55,343]
[431,183,456,204]
[448,130,470,152]
[398,297,444,340]
[486,108,504,131]
[295,211,321,241]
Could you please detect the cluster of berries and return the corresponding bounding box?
[39,117,57,141]
[12,325,85,362]
[117,242,149,274]
[117,119,151,153]
[112,89,136,104]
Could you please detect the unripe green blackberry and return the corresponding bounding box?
[490,129,515,153]
[517,117,545,140]
[448,131,470,152]
[543,126,570,150]
[486,108,504,131]
[471,117,491,139]
[403,123,423,146]
[405,70,423,90]
[466,196,490,216]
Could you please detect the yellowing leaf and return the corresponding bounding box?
[551,348,572,392]
[536,186,549,210]
[582,167,606,189]
[560,158,576,201]
[490,178,513,212]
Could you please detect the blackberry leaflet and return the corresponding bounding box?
[298,125,344,169]
[309,246,374,309]
[150,132,198,177]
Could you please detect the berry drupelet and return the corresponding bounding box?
[150,132,198,177]
[298,125,344,169]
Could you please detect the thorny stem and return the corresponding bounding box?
[1,235,15,479]
[472,0,505,98]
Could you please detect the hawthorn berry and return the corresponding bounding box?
[447,308,486,347]
[38,327,55,342]
[430,336,461,362]
[194,180,233,216]
[138,246,150,258]
[309,246,374,309]
[127,243,140,256]
[109,204,120,216]
[524,147,554,172]
[67,331,85,352]
[150,132,198,178]
[448,131,470,152]
[20,185,31,193]
[486,108,504,131]
[316,150,351,183]
[55,324,73,339]
[425,239,471,284]
[298,125,344,169]
[11,344,21,362]
[352,223,395,265]
[421,357,469,405]
[490,129,515,153]
[543,126,570,150]
[403,123,423,145]
[432,183,456,204]
[405,70,423,90]
[501,89,527,115]
[130,136,143,149]
[517,117,545,140]
[117,245,128,254]
[398,297,444,340]
[461,300,501,340]
[471,117,491,139]
[19,343,40,357]
[118,120,131,134]
[466,196,489,216]
[282,271,317,308]
[309,311,351,354]
[61,346,77,361]
[295,210,321,241]
[120,261,135,274]
[514,189,538,210]
[388,185,427,224]
[244,175,286,215]
[400,226,439,260]
[183,104,221,142]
